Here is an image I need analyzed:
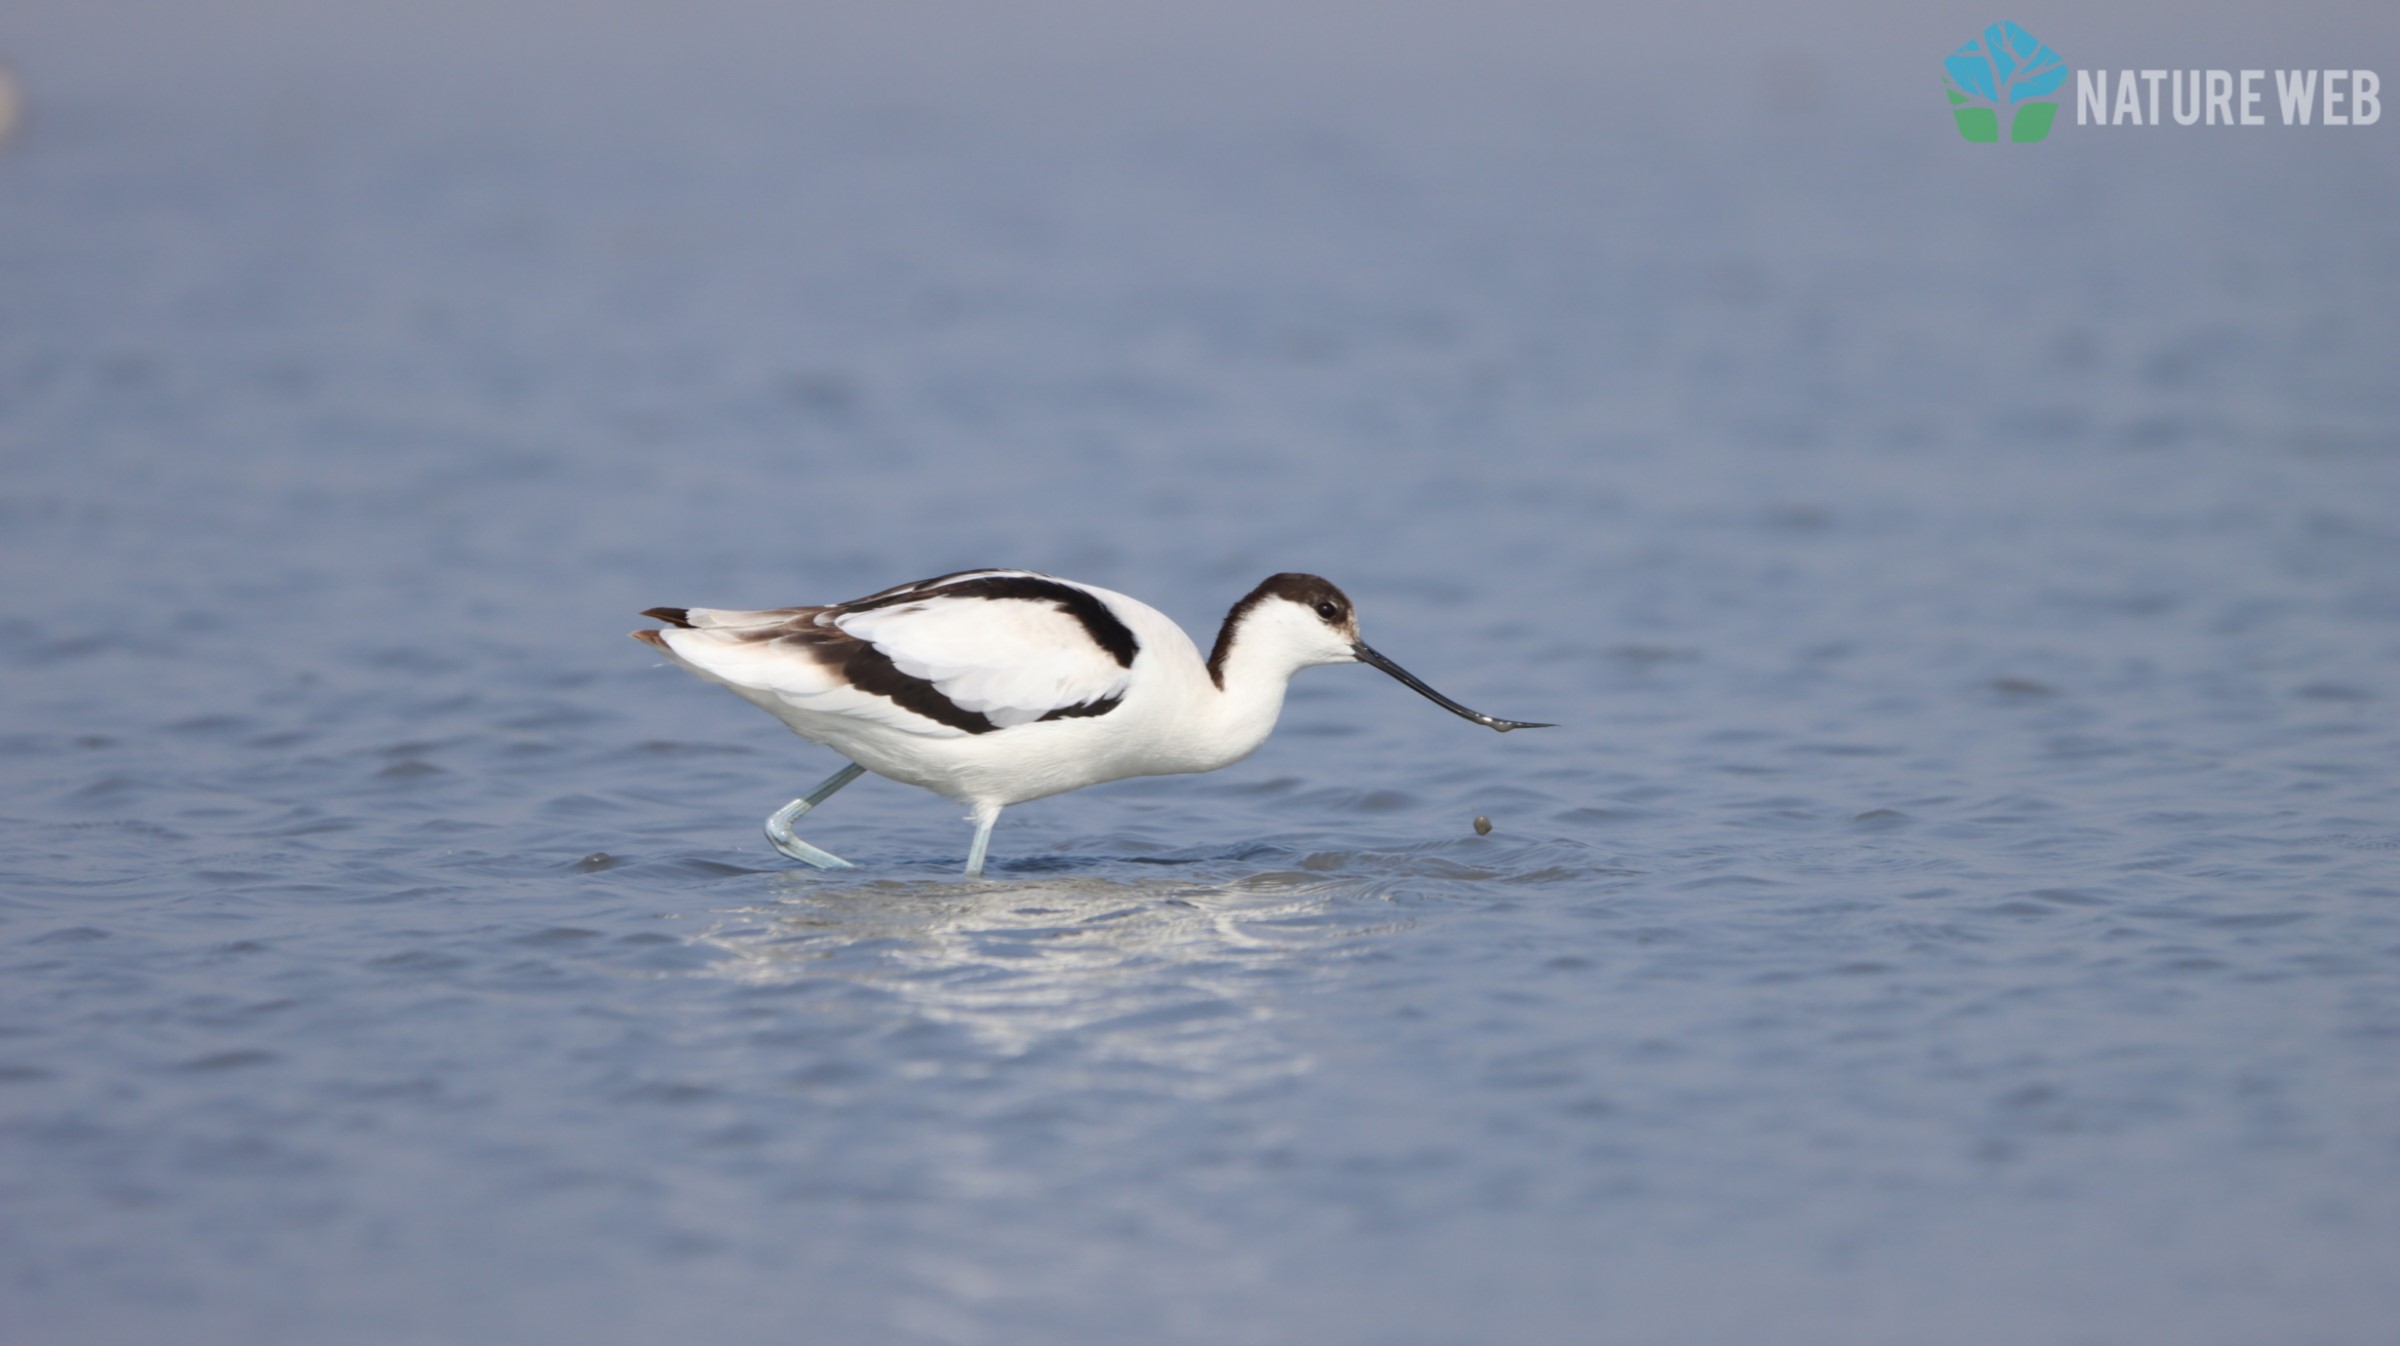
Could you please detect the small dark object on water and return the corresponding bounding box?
[575,852,618,873]
[1473,815,1493,836]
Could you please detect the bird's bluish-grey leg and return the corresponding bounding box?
[764,761,867,868]
[963,803,1002,878]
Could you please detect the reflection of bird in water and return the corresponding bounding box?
[635,570,1551,876]
[697,870,1395,1090]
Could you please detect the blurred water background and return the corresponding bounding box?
[3,3,2397,1342]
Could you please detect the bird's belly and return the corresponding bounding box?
[761,694,1238,808]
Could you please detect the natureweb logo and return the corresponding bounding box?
[1944,21,2068,143]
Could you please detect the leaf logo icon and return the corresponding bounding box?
[1944,21,2069,143]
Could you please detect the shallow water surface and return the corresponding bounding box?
[3,4,2398,1344]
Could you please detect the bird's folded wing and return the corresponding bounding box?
[835,595,1133,729]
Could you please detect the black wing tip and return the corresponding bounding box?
[641,607,693,627]
[1491,720,1557,732]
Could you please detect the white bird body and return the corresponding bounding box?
[634,569,1547,875]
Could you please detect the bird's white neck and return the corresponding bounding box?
[1181,634,1307,771]
[1126,582,1361,778]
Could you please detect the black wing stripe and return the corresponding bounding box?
[840,567,1013,606]
[843,575,1141,669]
[770,625,1123,735]
[822,636,1001,735]
[1037,695,1124,723]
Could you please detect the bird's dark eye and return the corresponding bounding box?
[1315,601,1341,620]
